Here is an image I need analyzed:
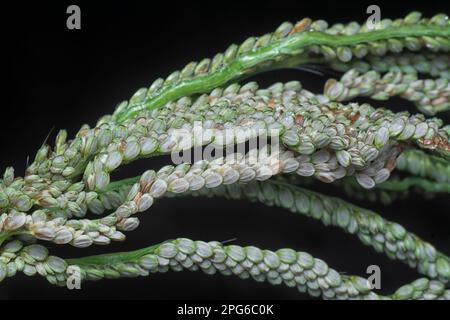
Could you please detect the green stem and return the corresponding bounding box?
[115,25,450,122]
[378,177,450,193]
[66,242,162,266]
[102,176,140,193]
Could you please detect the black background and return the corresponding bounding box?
[1,0,449,299]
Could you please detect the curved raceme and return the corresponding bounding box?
[0,11,449,299]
